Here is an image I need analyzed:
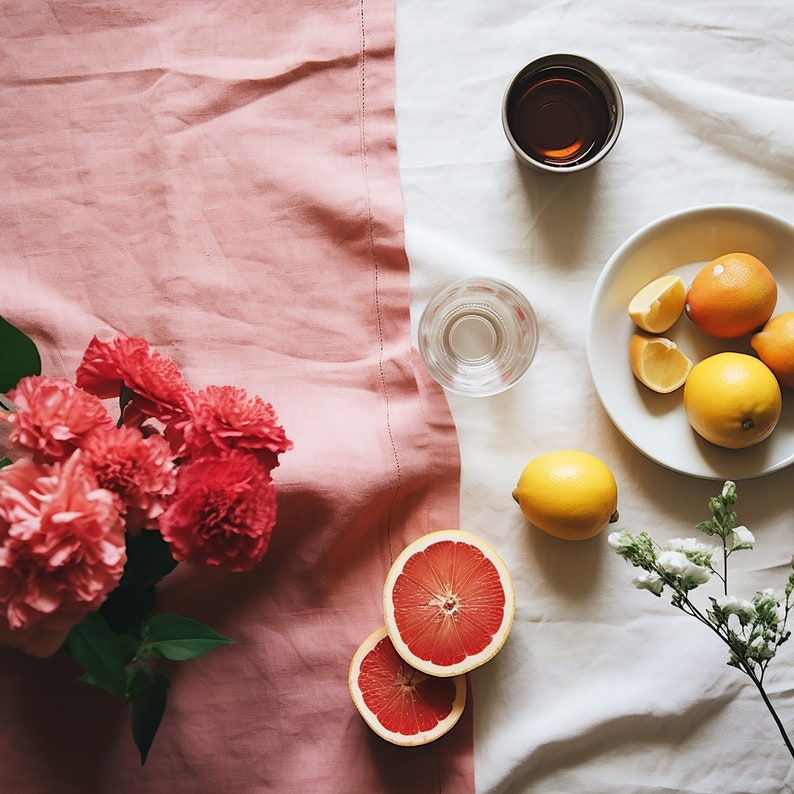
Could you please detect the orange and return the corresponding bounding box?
[383,530,515,677]
[751,311,794,389]
[683,352,782,449]
[512,450,619,541]
[348,626,467,746]
[629,333,692,393]
[628,274,687,333]
[684,252,777,338]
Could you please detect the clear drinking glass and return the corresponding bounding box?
[418,277,539,397]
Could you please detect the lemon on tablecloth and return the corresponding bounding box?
[512,450,619,541]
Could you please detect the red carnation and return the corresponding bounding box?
[159,450,278,572]
[0,454,126,657]
[80,426,177,532]
[76,335,190,424]
[1,376,115,464]
[177,385,292,468]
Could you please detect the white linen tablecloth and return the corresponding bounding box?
[395,1,794,791]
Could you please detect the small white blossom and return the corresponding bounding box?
[716,595,756,622]
[731,525,755,548]
[657,550,711,585]
[750,636,776,658]
[721,480,736,499]
[632,571,664,596]
[607,530,633,552]
[666,537,718,561]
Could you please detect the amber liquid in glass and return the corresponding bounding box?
[506,67,612,167]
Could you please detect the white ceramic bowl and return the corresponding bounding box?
[587,204,794,480]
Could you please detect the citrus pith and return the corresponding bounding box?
[348,626,467,746]
[512,450,619,541]
[683,352,782,449]
[684,252,777,338]
[383,530,515,678]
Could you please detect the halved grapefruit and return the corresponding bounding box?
[348,626,467,746]
[383,529,515,677]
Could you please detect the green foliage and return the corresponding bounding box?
[121,531,179,589]
[0,316,41,393]
[65,612,135,699]
[144,614,234,661]
[129,668,170,765]
[99,532,179,634]
[66,593,233,764]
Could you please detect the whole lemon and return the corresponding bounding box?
[683,352,782,449]
[512,450,619,541]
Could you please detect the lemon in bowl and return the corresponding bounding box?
[683,352,782,449]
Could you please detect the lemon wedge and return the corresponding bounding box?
[629,333,692,393]
[628,274,686,333]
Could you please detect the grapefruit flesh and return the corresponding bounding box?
[383,529,515,677]
[348,626,467,746]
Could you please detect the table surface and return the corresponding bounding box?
[2,2,794,792]
[395,1,794,791]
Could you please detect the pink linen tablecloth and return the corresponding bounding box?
[0,1,474,791]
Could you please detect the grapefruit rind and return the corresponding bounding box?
[348,626,467,746]
[383,529,516,678]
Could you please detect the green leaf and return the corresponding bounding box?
[121,531,179,588]
[0,316,41,392]
[144,614,234,661]
[129,668,170,765]
[64,612,136,698]
[0,457,12,469]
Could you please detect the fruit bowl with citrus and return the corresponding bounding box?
[587,204,794,479]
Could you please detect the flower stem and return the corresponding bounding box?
[745,665,794,760]
[677,596,794,759]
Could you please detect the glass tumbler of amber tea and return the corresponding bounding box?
[502,53,623,173]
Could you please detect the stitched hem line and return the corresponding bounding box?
[358,0,401,566]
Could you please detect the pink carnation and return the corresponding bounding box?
[176,385,292,468]
[159,450,277,572]
[1,375,115,463]
[0,454,126,657]
[76,335,190,424]
[80,426,177,532]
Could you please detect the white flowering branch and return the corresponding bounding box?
[609,481,794,760]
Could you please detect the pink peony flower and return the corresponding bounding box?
[159,449,278,572]
[80,426,177,532]
[76,335,190,424]
[0,454,126,657]
[176,385,292,469]
[1,376,115,464]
